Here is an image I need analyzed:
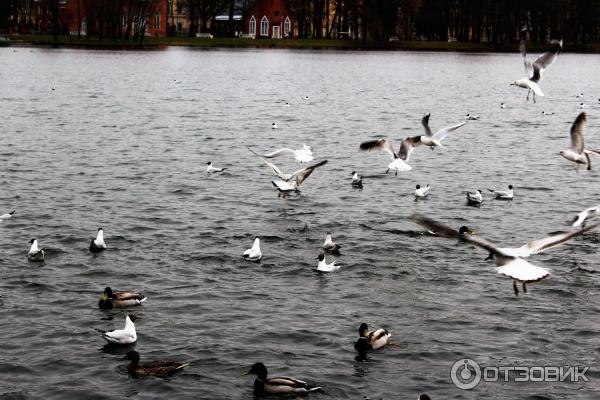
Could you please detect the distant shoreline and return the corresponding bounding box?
[3,34,600,53]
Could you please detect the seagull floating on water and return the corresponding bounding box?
[488,185,513,200]
[243,362,321,395]
[206,162,226,173]
[0,210,15,221]
[559,112,600,171]
[576,93,584,98]
[359,138,411,175]
[415,184,430,198]
[571,205,600,227]
[249,148,327,197]
[542,111,554,116]
[466,190,483,206]
[243,237,262,262]
[351,171,363,188]
[579,102,586,109]
[264,145,313,163]
[271,123,279,129]
[28,239,44,262]
[511,35,562,103]
[466,114,479,120]
[500,102,505,109]
[89,228,107,253]
[99,314,138,345]
[98,287,146,310]
[316,254,340,272]
[322,232,341,254]
[122,350,189,377]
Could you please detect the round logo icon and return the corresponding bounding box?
[450,358,481,390]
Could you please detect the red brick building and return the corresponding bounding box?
[242,0,295,39]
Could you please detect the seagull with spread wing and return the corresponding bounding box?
[400,113,467,157]
[359,138,412,175]
[511,33,562,103]
[559,112,600,171]
[248,147,327,197]
[411,215,598,295]
[263,144,314,163]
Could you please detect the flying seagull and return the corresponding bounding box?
[248,148,327,197]
[359,138,411,175]
[559,112,600,170]
[511,35,562,103]
[399,113,467,157]
[570,205,600,227]
[411,215,599,295]
[263,145,313,163]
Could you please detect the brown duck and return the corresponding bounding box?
[122,350,189,377]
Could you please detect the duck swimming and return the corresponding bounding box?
[243,362,321,395]
[98,287,146,310]
[122,350,189,377]
[355,322,391,351]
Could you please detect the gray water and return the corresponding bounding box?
[0,47,599,400]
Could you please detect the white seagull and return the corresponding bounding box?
[263,145,313,163]
[89,228,107,253]
[322,232,341,254]
[206,162,226,173]
[271,123,279,129]
[243,237,262,262]
[316,254,340,272]
[0,210,15,221]
[488,185,513,200]
[500,102,505,109]
[559,112,600,170]
[466,190,483,206]
[571,205,600,227]
[415,184,430,198]
[359,138,412,175]
[511,37,562,103]
[249,148,327,197]
[579,102,586,109]
[542,111,554,116]
[351,171,363,188]
[99,314,138,345]
[28,239,45,262]
[466,114,479,120]
[400,113,467,156]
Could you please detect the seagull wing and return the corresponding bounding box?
[399,136,422,161]
[421,113,432,136]
[359,139,397,160]
[523,222,599,255]
[570,112,586,153]
[290,160,328,186]
[432,121,467,142]
[248,147,286,179]
[263,148,296,158]
[531,40,562,82]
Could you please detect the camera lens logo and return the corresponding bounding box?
[451,358,481,389]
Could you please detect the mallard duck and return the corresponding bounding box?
[27,239,45,262]
[98,287,146,310]
[355,323,391,350]
[89,228,107,253]
[243,362,321,395]
[99,314,138,345]
[122,350,189,377]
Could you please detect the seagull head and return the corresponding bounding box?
[316,253,325,261]
[416,184,421,189]
[459,226,474,235]
[30,239,36,244]
[508,185,513,189]
[350,171,356,175]
[127,314,139,322]
[206,162,212,165]
[417,395,432,400]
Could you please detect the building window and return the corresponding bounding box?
[260,16,269,36]
[284,17,291,36]
[249,16,256,36]
[153,13,161,30]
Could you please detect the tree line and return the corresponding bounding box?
[1,0,600,45]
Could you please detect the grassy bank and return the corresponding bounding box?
[4,33,600,53]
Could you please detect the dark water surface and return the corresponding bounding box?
[0,47,599,399]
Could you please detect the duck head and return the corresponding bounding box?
[122,350,140,364]
[98,287,114,309]
[243,362,268,380]
[358,322,369,337]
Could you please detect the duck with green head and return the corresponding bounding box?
[243,362,321,395]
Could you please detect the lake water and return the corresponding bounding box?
[0,46,599,400]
